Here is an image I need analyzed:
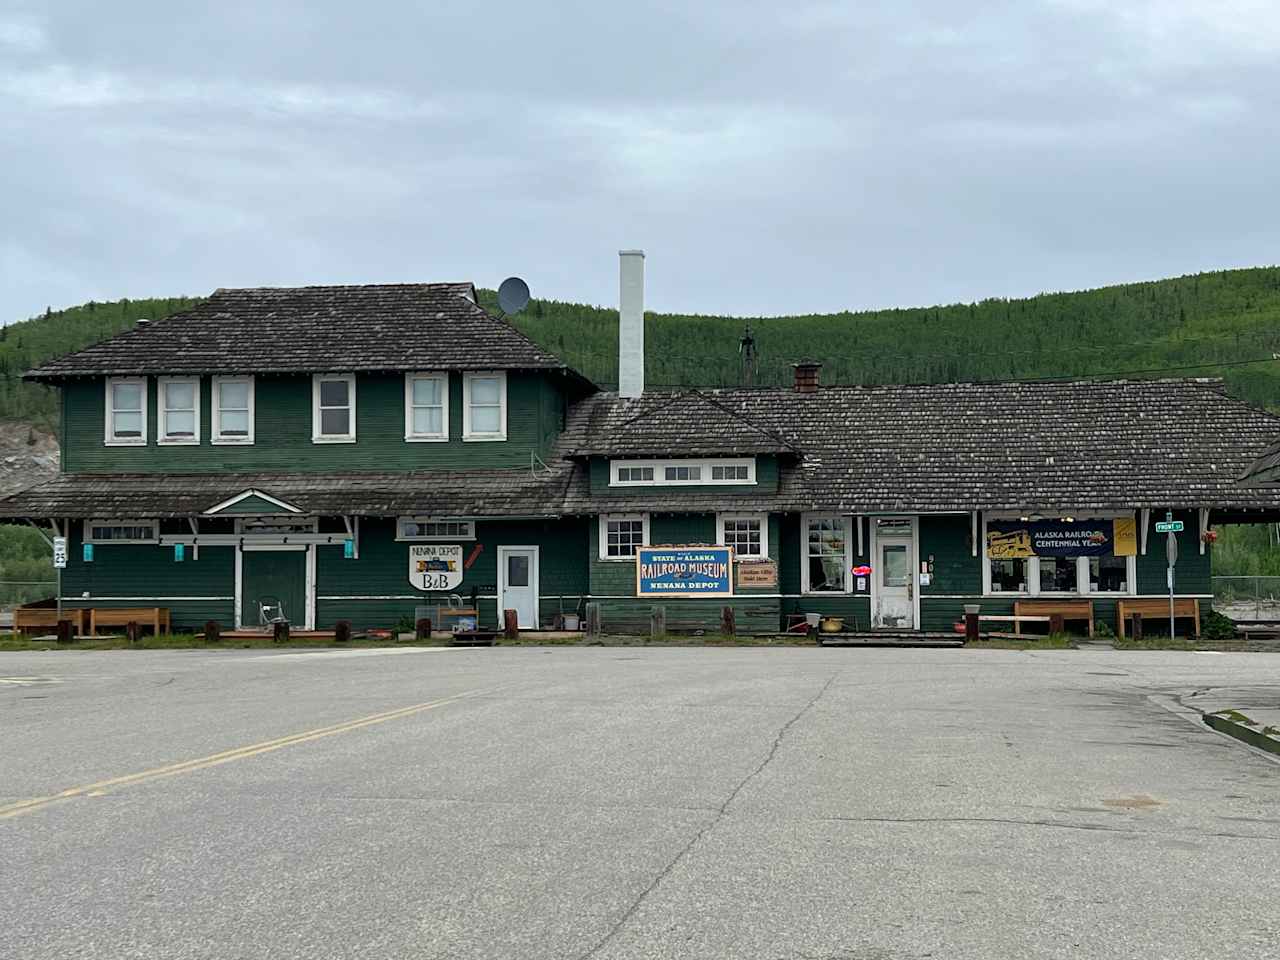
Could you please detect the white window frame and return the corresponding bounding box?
[312,373,356,443]
[981,512,1138,598]
[716,512,769,560]
[395,517,476,542]
[85,518,159,544]
[212,375,255,445]
[800,513,853,594]
[610,458,757,487]
[598,512,650,561]
[404,373,449,442]
[462,371,507,441]
[157,376,201,445]
[104,377,147,446]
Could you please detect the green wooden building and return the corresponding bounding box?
[3,255,1280,636]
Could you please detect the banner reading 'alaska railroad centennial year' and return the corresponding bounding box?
[986,518,1138,559]
[636,547,734,597]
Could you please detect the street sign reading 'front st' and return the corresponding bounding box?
[1154,520,1184,533]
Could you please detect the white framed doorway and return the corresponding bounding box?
[497,545,540,629]
[869,516,919,630]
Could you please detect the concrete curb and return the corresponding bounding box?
[1202,713,1280,758]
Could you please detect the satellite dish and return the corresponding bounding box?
[497,276,531,315]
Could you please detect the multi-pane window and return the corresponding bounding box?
[158,378,199,444]
[213,377,254,443]
[1038,556,1077,593]
[313,374,356,442]
[610,459,756,486]
[397,517,476,541]
[86,519,158,543]
[406,374,448,440]
[616,466,654,483]
[711,464,750,481]
[989,558,1028,593]
[805,516,847,592]
[1089,555,1129,593]
[600,514,648,559]
[718,514,767,558]
[464,372,506,440]
[105,378,146,445]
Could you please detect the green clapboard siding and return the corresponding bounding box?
[62,371,570,474]
[315,516,589,629]
[588,456,780,496]
[587,512,781,634]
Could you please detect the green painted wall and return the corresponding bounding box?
[61,371,570,474]
[588,456,780,496]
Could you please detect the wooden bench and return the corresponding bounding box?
[1116,598,1200,639]
[13,606,89,635]
[89,607,171,636]
[1014,599,1095,637]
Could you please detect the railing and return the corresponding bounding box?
[0,580,57,612]
[1212,576,1280,623]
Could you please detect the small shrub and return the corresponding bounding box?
[1201,610,1237,642]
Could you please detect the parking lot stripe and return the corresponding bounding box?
[0,685,499,822]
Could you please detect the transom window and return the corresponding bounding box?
[105,378,147,445]
[463,372,507,441]
[717,513,768,559]
[397,517,476,541]
[610,459,756,486]
[158,377,200,444]
[804,515,849,593]
[599,513,649,559]
[313,374,356,442]
[405,374,448,441]
[213,377,254,444]
[86,519,158,544]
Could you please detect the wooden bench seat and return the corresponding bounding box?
[89,607,171,636]
[13,606,89,635]
[1116,598,1200,638]
[1014,599,1095,637]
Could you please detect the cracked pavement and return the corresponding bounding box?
[1,646,1278,959]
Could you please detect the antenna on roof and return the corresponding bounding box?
[739,323,756,387]
[497,277,531,317]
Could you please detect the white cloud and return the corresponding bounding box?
[0,15,46,53]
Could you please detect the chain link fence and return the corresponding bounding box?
[1213,576,1280,623]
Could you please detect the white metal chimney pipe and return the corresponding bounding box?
[618,249,645,398]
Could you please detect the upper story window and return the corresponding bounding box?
[599,513,649,560]
[396,517,476,541]
[158,377,200,445]
[212,376,254,444]
[313,374,356,443]
[463,372,507,441]
[610,458,756,486]
[85,518,158,544]
[405,373,448,441]
[105,377,147,446]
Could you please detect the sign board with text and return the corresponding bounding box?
[1154,520,1184,534]
[636,547,733,598]
[986,518,1137,559]
[408,543,463,591]
[737,561,778,589]
[52,537,67,569]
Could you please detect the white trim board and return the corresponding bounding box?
[204,488,304,516]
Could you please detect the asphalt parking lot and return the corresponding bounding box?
[2,646,1279,960]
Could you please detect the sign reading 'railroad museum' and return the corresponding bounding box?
[636,547,734,597]
[986,518,1138,559]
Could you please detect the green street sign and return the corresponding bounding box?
[1155,520,1184,533]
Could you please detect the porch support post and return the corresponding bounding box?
[855,515,864,558]
[23,518,53,547]
[342,516,360,559]
[187,517,200,561]
[971,510,979,557]
[1140,508,1151,555]
[1198,507,1210,555]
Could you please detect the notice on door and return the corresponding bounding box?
[408,543,463,591]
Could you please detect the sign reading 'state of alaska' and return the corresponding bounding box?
[636,547,734,597]
[986,518,1138,559]
[408,543,464,591]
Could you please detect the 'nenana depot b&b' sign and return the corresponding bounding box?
[636,547,733,598]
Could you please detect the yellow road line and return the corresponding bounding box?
[0,686,498,821]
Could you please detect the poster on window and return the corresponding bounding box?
[986,518,1137,559]
[408,543,464,590]
[636,546,733,597]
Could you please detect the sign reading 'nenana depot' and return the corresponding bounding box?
[636,547,734,598]
[409,543,464,591]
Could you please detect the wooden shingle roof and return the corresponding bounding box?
[24,283,587,381]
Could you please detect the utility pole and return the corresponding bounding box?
[739,324,756,387]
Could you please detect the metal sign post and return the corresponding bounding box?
[1163,511,1177,639]
[52,536,67,622]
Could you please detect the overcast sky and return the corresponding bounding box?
[2,1,1278,324]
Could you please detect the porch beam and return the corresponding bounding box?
[23,518,53,547]
[1199,507,1210,555]
[1140,508,1150,555]
[158,533,354,547]
[971,510,979,557]
[854,515,864,557]
[342,515,360,559]
[187,517,200,560]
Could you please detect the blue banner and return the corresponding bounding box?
[636,547,733,597]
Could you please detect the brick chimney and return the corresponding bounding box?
[792,361,822,393]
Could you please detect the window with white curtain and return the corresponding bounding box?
[212,377,254,444]
[405,373,448,441]
[105,378,147,445]
[463,372,506,440]
[158,377,199,444]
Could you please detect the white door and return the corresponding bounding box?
[498,546,539,629]
[873,519,916,629]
